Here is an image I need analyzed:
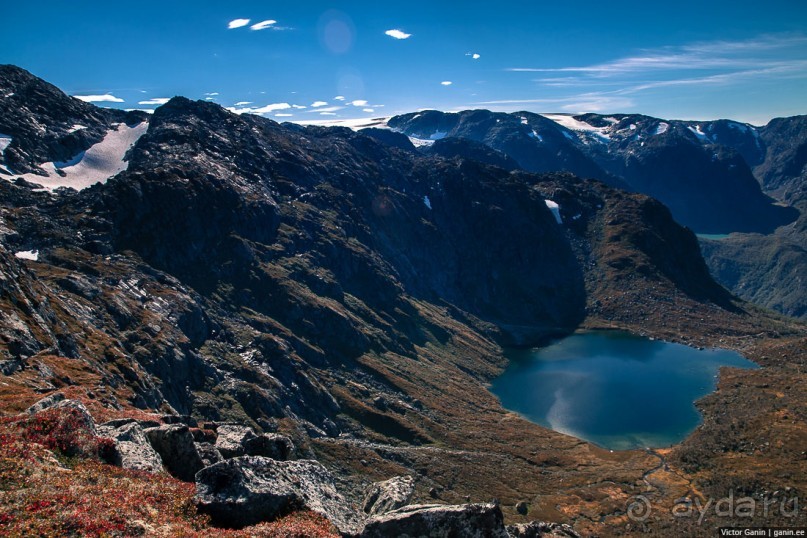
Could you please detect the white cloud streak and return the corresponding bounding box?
[385,29,411,40]
[228,19,250,29]
[250,20,276,31]
[311,101,328,107]
[507,34,807,77]
[138,97,170,105]
[227,102,291,115]
[74,94,124,103]
[306,106,344,113]
[441,81,452,86]
[351,99,368,106]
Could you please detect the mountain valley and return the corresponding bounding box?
[0,65,805,536]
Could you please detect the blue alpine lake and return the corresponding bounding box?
[490,331,757,450]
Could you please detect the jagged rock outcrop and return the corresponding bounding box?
[97,420,164,473]
[359,502,509,538]
[25,394,97,435]
[243,433,294,460]
[143,424,204,481]
[194,456,363,533]
[194,442,223,467]
[362,475,415,516]
[214,424,257,458]
[507,521,581,538]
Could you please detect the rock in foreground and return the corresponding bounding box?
[194,456,362,534]
[360,502,509,538]
[97,420,164,474]
[362,475,415,516]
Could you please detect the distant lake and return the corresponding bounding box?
[490,331,757,450]
[696,233,732,240]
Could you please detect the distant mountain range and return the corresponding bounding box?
[384,109,806,319]
[388,109,801,234]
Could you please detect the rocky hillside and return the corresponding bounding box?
[697,116,807,320]
[1,65,805,536]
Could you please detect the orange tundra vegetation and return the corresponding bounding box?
[0,403,338,537]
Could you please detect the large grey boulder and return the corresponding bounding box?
[360,503,509,538]
[25,394,96,435]
[97,420,164,474]
[143,424,204,481]
[214,424,256,458]
[362,475,415,516]
[25,392,66,414]
[243,433,294,460]
[194,456,363,534]
[194,442,223,467]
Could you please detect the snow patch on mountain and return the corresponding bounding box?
[409,137,435,148]
[654,122,669,135]
[545,199,562,224]
[296,117,390,130]
[14,250,39,261]
[6,122,148,191]
[541,114,602,133]
[687,125,710,142]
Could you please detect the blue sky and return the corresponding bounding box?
[2,1,806,125]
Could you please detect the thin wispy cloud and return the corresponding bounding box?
[334,96,345,101]
[497,33,807,116]
[138,97,170,106]
[227,102,291,115]
[234,101,252,106]
[228,19,250,29]
[275,113,293,117]
[385,29,411,40]
[74,94,124,103]
[508,33,807,77]
[250,20,276,31]
[362,108,374,113]
[351,99,368,106]
[292,104,307,109]
[473,93,635,113]
[306,106,344,113]
[311,101,328,107]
